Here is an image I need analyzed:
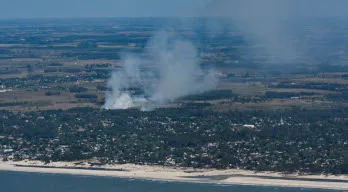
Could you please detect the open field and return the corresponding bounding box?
[298,77,348,84]
[268,88,339,95]
[0,18,347,112]
[212,99,341,111]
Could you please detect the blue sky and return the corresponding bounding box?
[0,0,212,19]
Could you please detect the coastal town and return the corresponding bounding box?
[0,107,347,175]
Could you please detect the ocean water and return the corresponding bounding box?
[0,171,344,192]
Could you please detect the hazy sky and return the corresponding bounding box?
[2,0,347,19]
[0,0,212,19]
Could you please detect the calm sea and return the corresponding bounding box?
[0,171,344,192]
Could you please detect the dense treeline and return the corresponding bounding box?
[180,90,236,101]
[45,91,61,96]
[74,93,98,99]
[265,91,315,99]
[44,67,82,73]
[69,86,88,93]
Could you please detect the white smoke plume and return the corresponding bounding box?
[104,31,217,110]
[203,0,348,64]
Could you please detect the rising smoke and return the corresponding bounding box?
[204,0,348,64]
[203,0,302,64]
[104,31,217,110]
[104,0,348,110]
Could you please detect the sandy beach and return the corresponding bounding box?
[0,160,347,190]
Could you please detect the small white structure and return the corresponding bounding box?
[0,89,13,93]
[3,149,14,153]
[243,124,255,129]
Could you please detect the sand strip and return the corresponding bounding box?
[0,161,347,190]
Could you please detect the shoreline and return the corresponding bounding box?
[0,161,347,190]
